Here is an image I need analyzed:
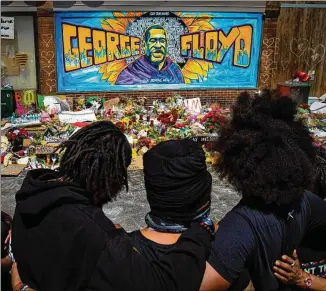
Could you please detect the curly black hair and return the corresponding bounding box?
[214,90,316,205]
[56,121,132,206]
[314,147,326,199]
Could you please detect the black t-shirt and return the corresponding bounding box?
[130,230,251,291]
[208,191,326,291]
[298,228,326,278]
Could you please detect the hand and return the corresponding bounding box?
[273,250,305,287]
[5,230,11,245]
[213,223,219,233]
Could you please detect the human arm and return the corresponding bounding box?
[200,211,255,291]
[274,250,326,290]
[88,223,213,291]
[1,256,13,272]
[11,263,37,291]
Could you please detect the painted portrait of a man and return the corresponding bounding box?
[115,25,184,85]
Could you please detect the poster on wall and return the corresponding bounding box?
[1,17,15,39]
[55,12,263,92]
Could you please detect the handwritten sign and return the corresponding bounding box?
[129,156,144,170]
[58,109,97,123]
[104,98,120,110]
[184,98,202,113]
[1,17,14,39]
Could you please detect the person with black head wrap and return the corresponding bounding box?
[130,139,213,266]
[130,139,251,290]
[144,139,212,229]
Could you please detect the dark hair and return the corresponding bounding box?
[314,147,326,199]
[144,25,166,42]
[214,90,316,205]
[56,121,132,206]
[144,139,212,223]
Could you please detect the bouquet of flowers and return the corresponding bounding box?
[157,110,178,125]
[138,137,152,148]
[6,128,29,151]
[115,121,126,132]
[200,106,225,133]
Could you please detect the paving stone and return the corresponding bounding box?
[1,169,239,231]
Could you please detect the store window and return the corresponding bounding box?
[1,15,37,90]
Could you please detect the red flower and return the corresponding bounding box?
[19,129,28,137]
[115,121,126,131]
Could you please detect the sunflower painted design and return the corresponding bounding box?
[98,12,214,85]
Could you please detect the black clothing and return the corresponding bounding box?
[298,228,326,277]
[12,169,212,291]
[130,230,250,290]
[208,191,326,291]
[143,139,212,224]
[1,211,12,291]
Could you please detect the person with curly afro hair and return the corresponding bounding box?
[200,90,326,291]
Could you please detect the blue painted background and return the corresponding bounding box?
[55,12,263,92]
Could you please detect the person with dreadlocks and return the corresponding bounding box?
[200,90,326,291]
[11,121,214,291]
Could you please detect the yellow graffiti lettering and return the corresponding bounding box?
[217,27,240,63]
[23,90,36,105]
[205,31,218,62]
[233,25,252,67]
[78,27,93,68]
[62,23,80,71]
[106,32,122,61]
[192,33,204,59]
[180,34,193,57]
[180,25,252,67]
[120,35,131,58]
[130,37,140,56]
[93,29,107,65]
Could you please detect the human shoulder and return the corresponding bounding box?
[56,204,119,243]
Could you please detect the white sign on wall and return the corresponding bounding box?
[1,17,14,39]
[184,98,202,113]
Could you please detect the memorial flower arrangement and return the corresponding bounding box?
[157,111,178,125]
[200,105,226,133]
[6,128,29,152]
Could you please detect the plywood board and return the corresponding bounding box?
[1,164,26,176]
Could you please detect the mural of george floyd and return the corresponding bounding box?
[5,1,325,107]
[55,11,263,92]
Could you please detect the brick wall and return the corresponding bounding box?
[36,2,279,108]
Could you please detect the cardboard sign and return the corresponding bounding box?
[104,98,120,110]
[184,98,202,113]
[1,164,26,176]
[129,155,143,170]
[15,90,37,116]
[58,109,97,123]
[1,17,14,39]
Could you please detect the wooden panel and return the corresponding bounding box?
[272,7,326,97]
